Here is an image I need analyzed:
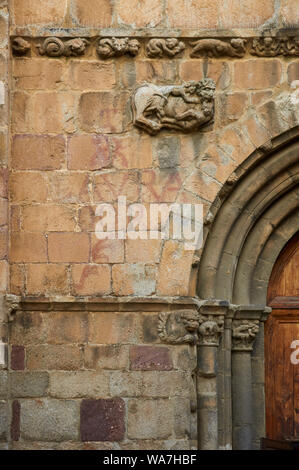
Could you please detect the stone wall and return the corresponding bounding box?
[0,0,298,450]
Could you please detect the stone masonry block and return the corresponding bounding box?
[80,398,125,442]
[20,399,79,441]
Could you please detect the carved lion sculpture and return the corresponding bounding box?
[132,78,216,135]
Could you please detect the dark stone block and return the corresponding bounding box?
[80,398,125,442]
[11,400,20,441]
[130,345,172,371]
[11,345,25,371]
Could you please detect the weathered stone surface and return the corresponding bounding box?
[84,344,129,370]
[130,345,172,371]
[26,344,83,371]
[20,399,79,441]
[10,372,49,398]
[0,400,7,440]
[11,400,20,441]
[128,399,173,439]
[80,398,125,442]
[49,371,109,398]
[0,371,7,398]
[11,345,25,370]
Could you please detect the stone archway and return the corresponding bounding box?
[197,125,299,450]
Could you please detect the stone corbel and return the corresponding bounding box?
[37,37,89,57]
[158,309,200,345]
[5,294,21,322]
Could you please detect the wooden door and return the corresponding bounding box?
[265,232,299,440]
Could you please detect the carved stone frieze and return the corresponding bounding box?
[146,38,185,58]
[198,314,224,346]
[232,319,260,351]
[11,36,299,60]
[97,37,141,59]
[12,37,31,56]
[251,37,299,56]
[37,37,89,57]
[190,38,246,58]
[158,310,200,344]
[132,78,215,135]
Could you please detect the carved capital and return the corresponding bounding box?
[198,314,224,346]
[232,319,260,351]
[97,37,140,59]
[132,78,215,135]
[37,37,89,57]
[158,310,200,345]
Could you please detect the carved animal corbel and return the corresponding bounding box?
[37,37,89,57]
[158,310,200,344]
[190,38,246,58]
[146,38,185,58]
[12,37,31,56]
[97,37,140,59]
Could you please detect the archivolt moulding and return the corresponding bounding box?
[198,125,299,306]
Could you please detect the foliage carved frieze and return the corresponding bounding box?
[37,37,89,57]
[132,79,216,135]
[97,37,141,59]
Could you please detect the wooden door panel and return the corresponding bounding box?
[266,233,299,440]
[266,319,297,439]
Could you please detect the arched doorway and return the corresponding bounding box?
[196,126,299,449]
[265,232,299,440]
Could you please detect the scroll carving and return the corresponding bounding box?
[37,37,89,57]
[132,78,215,135]
[190,38,246,58]
[12,37,31,56]
[158,310,200,345]
[97,37,140,59]
[232,320,260,351]
[146,38,185,58]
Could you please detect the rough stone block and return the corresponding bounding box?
[234,60,282,90]
[20,399,79,441]
[84,344,129,370]
[0,400,7,440]
[68,134,111,171]
[71,264,111,296]
[26,344,83,371]
[12,134,65,170]
[49,371,109,398]
[112,264,157,296]
[11,345,25,371]
[71,0,112,27]
[130,345,172,371]
[128,399,173,439]
[0,371,7,398]
[48,233,90,263]
[80,398,125,442]
[10,372,49,398]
